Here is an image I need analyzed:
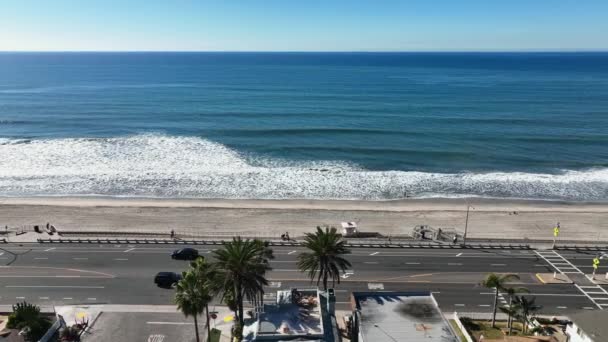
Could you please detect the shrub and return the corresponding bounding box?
[6,301,51,342]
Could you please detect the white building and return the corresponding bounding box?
[566,311,608,342]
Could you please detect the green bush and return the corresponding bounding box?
[6,301,52,342]
[459,317,480,331]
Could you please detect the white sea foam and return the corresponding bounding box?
[0,134,606,200]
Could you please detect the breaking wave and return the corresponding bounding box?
[0,134,606,201]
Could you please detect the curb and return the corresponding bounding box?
[535,273,546,284]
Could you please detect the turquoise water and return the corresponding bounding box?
[0,52,607,200]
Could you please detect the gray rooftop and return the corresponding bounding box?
[569,310,608,341]
[353,292,457,342]
[244,289,326,341]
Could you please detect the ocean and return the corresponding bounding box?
[0,52,607,201]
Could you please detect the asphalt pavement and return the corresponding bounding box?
[0,243,606,314]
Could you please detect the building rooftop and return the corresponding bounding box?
[352,291,457,342]
[568,310,608,341]
[245,289,325,341]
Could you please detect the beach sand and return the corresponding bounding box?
[0,197,607,241]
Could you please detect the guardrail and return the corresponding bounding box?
[36,238,532,249]
[36,238,302,246]
[555,245,608,251]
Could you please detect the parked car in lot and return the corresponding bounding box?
[171,248,199,260]
[154,272,182,288]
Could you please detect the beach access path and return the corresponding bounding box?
[0,197,607,241]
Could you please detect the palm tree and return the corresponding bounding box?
[499,304,520,335]
[190,257,216,341]
[212,237,272,328]
[480,273,520,328]
[514,296,542,334]
[298,226,352,290]
[175,270,207,342]
[502,286,529,335]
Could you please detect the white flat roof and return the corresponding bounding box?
[355,293,457,342]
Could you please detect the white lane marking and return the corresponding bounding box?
[35,258,48,260]
[124,248,136,253]
[44,247,56,252]
[0,252,3,256]
[16,297,25,299]
[288,251,297,255]
[6,285,104,288]
[432,291,441,294]
[557,306,567,309]
[370,252,380,256]
[147,322,194,325]
[583,307,595,310]
[479,292,584,297]
[406,262,420,265]
[73,258,88,260]
[39,297,49,300]
[87,297,97,301]
[454,304,465,306]
[63,297,73,300]
[456,253,463,257]
[491,264,506,266]
[341,271,355,279]
[113,258,129,261]
[478,304,491,307]
[271,269,300,272]
[534,264,548,267]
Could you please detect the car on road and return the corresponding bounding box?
[154,272,182,288]
[171,248,199,260]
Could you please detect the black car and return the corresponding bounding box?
[154,272,182,288]
[171,247,199,260]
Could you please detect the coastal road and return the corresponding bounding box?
[0,243,606,313]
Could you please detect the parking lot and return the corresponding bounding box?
[82,312,198,342]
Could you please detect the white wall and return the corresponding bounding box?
[566,322,594,342]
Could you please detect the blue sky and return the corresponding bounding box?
[1,0,607,51]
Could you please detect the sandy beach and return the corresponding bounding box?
[1,196,607,241]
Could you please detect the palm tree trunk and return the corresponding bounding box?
[492,288,498,328]
[507,296,513,335]
[234,282,242,326]
[236,287,244,327]
[323,272,328,291]
[205,305,211,341]
[194,314,200,342]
